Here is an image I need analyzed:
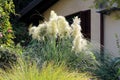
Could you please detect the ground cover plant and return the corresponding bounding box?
[0,46,17,70]
[0,59,96,80]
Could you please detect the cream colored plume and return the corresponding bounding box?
[47,19,58,38]
[29,23,47,40]
[57,16,72,38]
[49,10,58,21]
[71,16,82,38]
[71,17,87,53]
[72,34,87,53]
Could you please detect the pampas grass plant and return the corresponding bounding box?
[23,11,96,71]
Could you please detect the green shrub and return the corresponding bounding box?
[11,19,31,46]
[0,43,23,70]
[0,46,17,70]
[0,0,15,46]
[86,47,120,80]
[92,56,120,80]
[0,60,96,80]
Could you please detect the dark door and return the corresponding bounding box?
[65,10,91,40]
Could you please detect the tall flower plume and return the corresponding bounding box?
[57,16,71,38]
[72,34,87,53]
[71,16,82,38]
[71,17,87,53]
[47,10,71,38]
[47,19,58,38]
[29,23,47,40]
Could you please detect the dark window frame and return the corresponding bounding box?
[65,10,91,40]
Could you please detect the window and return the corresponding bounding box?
[65,10,91,40]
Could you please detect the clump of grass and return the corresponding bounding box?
[0,60,96,80]
[23,11,96,71]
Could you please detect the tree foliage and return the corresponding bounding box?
[94,0,120,9]
[0,0,15,46]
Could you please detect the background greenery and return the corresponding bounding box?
[93,0,120,9]
[0,0,15,46]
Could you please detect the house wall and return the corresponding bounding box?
[43,0,101,50]
[104,14,120,56]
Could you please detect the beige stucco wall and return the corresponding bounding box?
[104,14,120,56]
[43,0,100,46]
[44,0,93,17]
